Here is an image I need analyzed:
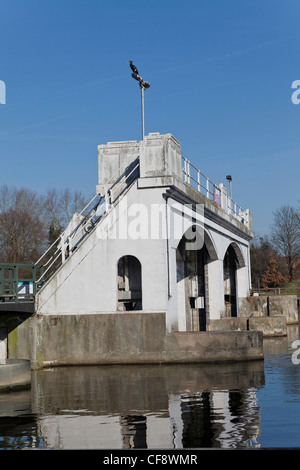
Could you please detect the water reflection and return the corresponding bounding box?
[2,324,300,450]
[0,359,265,449]
[263,324,300,355]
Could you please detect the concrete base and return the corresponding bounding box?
[4,312,263,368]
[163,330,263,363]
[0,359,31,391]
[209,315,287,337]
[239,295,299,324]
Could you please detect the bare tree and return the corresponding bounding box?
[0,185,90,263]
[40,188,89,242]
[0,207,46,263]
[250,234,276,281]
[0,186,46,262]
[61,188,88,224]
[42,188,64,230]
[0,185,12,212]
[0,185,42,216]
[271,205,300,281]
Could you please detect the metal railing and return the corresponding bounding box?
[0,263,43,303]
[34,154,141,288]
[183,156,219,200]
[105,156,140,207]
[251,287,300,297]
[34,194,105,286]
[182,156,250,227]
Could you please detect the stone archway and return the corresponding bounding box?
[117,255,142,311]
[229,242,246,268]
[176,226,217,331]
[223,243,245,317]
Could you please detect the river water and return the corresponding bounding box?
[1,325,300,450]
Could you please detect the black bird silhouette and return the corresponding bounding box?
[129,61,139,75]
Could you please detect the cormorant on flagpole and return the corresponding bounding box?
[129,61,150,140]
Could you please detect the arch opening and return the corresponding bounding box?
[223,244,239,317]
[176,226,213,331]
[117,255,142,311]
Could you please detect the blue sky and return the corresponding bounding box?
[0,0,299,236]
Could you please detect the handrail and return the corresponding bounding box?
[182,156,249,227]
[34,153,141,289]
[35,252,61,285]
[106,157,140,206]
[103,148,139,189]
[77,192,100,217]
[35,194,103,267]
[63,197,104,242]
[182,156,220,200]
[35,235,61,266]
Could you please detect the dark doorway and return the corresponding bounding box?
[223,245,238,317]
[117,256,142,311]
[177,230,208,331]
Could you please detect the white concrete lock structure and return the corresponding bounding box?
[36,132,253,334]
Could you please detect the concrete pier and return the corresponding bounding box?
[239,295,299,324]
[209,315,287,337]
[5,312,263,368]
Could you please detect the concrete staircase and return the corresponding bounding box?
[35,151,140,290]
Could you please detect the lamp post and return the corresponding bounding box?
[226,175,233,199]
[141,84,145,140]
[129,61,150,140]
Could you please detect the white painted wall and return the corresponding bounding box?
[0,328,7,363]
[37,183,169,315]
[36,133,253,333]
